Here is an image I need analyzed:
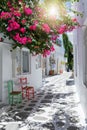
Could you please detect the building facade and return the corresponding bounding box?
[42,35,66,76]
[0,39,42,103]
[73,0,87,119]
[0,34,66,104]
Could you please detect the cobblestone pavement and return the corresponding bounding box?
[0,72,86,130]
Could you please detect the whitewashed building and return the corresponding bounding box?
[0,38,42,103]
[42,35,66,76]
[73,0,87,119]
[0,35,66,104]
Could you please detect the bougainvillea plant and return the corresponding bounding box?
[0,0,79,57]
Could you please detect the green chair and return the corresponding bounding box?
[7,80,22,105]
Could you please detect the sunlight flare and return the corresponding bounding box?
[49,6,57,16]
[48,6,60,19]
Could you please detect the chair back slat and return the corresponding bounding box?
[7,80,13,93]
[20,77,27,84]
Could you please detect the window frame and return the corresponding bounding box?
[21,49,31,74]
[12,48,31,77]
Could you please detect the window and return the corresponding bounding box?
[22,51,30,73]
[12,48,31,76]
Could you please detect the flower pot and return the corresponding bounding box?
[49,70,54,75]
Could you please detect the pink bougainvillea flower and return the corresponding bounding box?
[9,7,15,12]
[20,37,27,45]
[7,27,12,32]
[20,28,26,33]
[42,24,50,33]
[13,33,19,40]
[51,35,57,41]
[7,1,12,7]
[33,20,38,25]
[47,50,51,55]
[0,0,79,55]
[58,25,67,34]
[7,21,20,31]
[35,6,41,12]
[13,11,21,17]
[43,49,51,57]
[72,18,77,22]
[13,34,27,45]
[72,18,79,26]
[21,19,26,25]
[24,7,32,15]
[43,53,47,57]
[68,26,75,32]
[13,33,21,41]
[27,37,32,43]
[0,12,11,19]
[18,0,22,2]
[50,45,55,52]
[35,6,46,18]
[29,24,37,31]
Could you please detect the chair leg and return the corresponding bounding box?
[26,90,29,99]
[28,92,30,100]
[22,90,24,98]
[26,89,34,100]
[19,94,22,103]
[9,96,13,105]
[26,89,28,97]
[12,96,13,105]
[8,96,10,104]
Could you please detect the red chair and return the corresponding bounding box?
[19,77,34,100]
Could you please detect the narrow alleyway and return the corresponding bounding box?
[0,72,86,130]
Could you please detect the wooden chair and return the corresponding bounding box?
[19,77,34,100]
[7,80,22,105]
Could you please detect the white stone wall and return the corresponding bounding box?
[0,44,3,101]
[0,43,13,103]
[73,0,87,119]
